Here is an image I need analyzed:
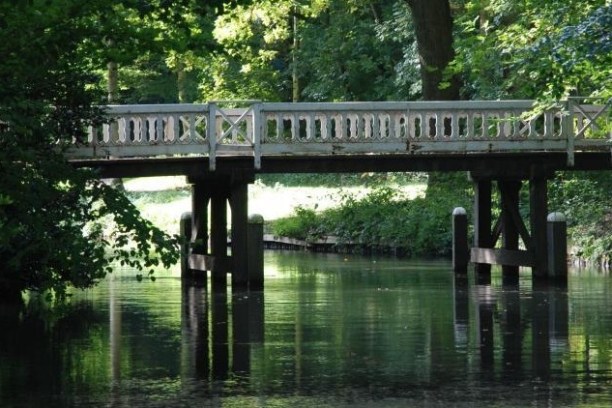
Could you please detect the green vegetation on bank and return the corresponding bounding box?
[270,172,612,265]
[549,171,612,264]
[271,174,473,258]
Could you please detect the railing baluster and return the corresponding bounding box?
[292,113,299,141]
[449,111,459,139]
[544,111,553,138]
[138,116,145,143]
[156,115,163,143]
[359,114,367,139]
[307,113,315,141]
[386,114,394,139]
[372,113,380,139]
[323,114,331,140]
[435,113,443,139]
[116,118,124,144]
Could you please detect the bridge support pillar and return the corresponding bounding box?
[530,174,549,280]
[248,214,265,290]
[473,178,492,284]
[469,168,554,282]
[499,180,522,285]
[230,182,249,289]
[210,183,229,292]
[183,173,257,292]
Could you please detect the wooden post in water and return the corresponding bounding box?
[473,178,492,284]
[180,212,192,279]
[530,173,549,279]
[248,214,265,290]
[189,181,210,283]
[499,180,521,284]
[547,212,567,282]
[452,207,468,275]
[210,184,228,292]
[230,182,249,289]
[191,182,210,258]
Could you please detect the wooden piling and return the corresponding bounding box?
[248,214,265,290]
[547,212,567,282]
[473,178,492,284]
[499,181,521,283]
[211,186,228,291]
[191,182,210,256]
[230,183,249,289]
[180,212,192,279]
[530,175,549,278]
[452,207,468,275]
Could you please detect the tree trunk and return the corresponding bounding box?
[177,60,187,103]
[107,60,118,103]
[406,0,462,188]
[405,0,461,101]
[292,9,299,102]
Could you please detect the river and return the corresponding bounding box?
[1,251,612,407]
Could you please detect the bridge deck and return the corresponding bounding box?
[67,99,611,177]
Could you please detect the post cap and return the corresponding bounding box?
[249,214,264,224]
[547,212,566,222]
[452,207,467,216]
[180,212,192,221]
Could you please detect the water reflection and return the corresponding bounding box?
[177,281,265,383]
[1,254,612,406]
[469,281,571,385]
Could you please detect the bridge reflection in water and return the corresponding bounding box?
[172,275,572,393]
[2,255,611,406]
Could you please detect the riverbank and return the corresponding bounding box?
[124,175,612,267]
[124,176,427,237]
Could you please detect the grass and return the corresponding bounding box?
[123,176,426,236]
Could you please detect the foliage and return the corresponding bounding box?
[298,0,419,101]
[452,0,612,100]
[257,172,427,187]
[271,207,320,241]
[549,172,612,263]
[0,0,179,302]
[271,178,472,257]
[200,0,420,102]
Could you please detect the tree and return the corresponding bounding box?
[201,0,420,102]
[452,0,611,100]
[404,0,461,100]
[0,1,179,304]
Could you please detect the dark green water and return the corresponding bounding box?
[1,251,612,407]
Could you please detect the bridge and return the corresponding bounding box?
[68,99,611,290]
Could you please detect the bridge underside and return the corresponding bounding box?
[74,151,611,179]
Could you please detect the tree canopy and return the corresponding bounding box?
[0,0,180,302]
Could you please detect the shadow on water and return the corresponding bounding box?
[1,254,612,406]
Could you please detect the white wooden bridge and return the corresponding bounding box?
[67,98,610,289]
[68,99,611,171]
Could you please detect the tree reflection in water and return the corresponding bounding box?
[0,254,611,407]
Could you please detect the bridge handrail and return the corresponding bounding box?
[65,99,610,170]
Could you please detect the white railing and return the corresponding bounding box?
[66,99,611,169]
